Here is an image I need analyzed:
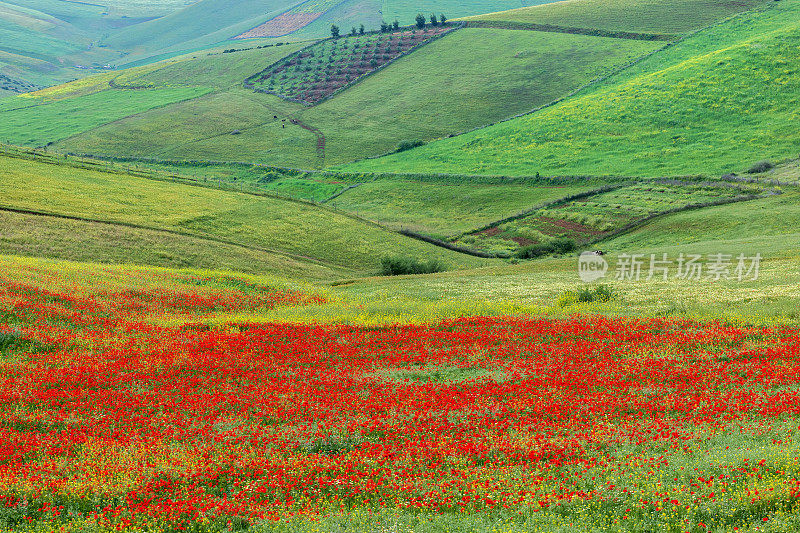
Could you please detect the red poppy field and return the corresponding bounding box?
[1,266,800,532]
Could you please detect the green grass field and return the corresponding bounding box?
[57,88,314,167]
[342,1,800,178]
[313,189,800,326]
[462,0,770,34]
[116,41,309,89]
[55,28,662,167]
[0,153,488,274]
[326,176,597,237]
[0,209,344,280]
[0,86,211,146]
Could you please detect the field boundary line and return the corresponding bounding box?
[586,190,783,246]
[398,230,493,258]
[462,20,675,40]
[0,205,345,268]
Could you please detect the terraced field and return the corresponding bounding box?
[248,25,454,104]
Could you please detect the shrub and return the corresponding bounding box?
[415,13,426,29]
[379,256,447,276]
[439,13,447,25]
[558,285,614,307]
[359,24,365,35]
[577,284,613,303]
[747,160,773,174]
[430,13,439,26]
[0,330,21,353]
[330,24,340,38]
[515,238,576,259]
[395,140,425,153]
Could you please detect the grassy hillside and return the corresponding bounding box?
[0,0,193,89]
[0,152,488,274]
[326,175,598,237]
[114,41,309,89]
[341,1,800,177]
[56,28,662,167]
[0,209,343,280]
[103,0,304,66]
[325,189,800,325]
[0,86,211,146]
[462,0,771,34]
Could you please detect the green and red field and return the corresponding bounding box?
[2,0,800,530]
[2,255,800,532]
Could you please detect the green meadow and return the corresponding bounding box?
[463,0,771,34]
[56,28,662,167]
[0,87,211,146]
[326,176,597,237]
[343,1,800,178]
[0,153,488,274]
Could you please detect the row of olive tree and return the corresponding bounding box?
[415,12,447,29]
[331,13,447,38]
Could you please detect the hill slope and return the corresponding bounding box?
[104,0,302,66]
[340,1,799,177]
[0,150,488,277]
[39,26,661,167]
[0,0,193,89]
[462,0,770,34]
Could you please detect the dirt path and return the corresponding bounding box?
[290,117,326,169]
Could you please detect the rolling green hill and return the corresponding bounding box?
[341,0,800,178]
[461,0,771,34]
[103,0,303,67]
[46,26,662,167]
[0,0,196,89]
[0,150,490,277]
